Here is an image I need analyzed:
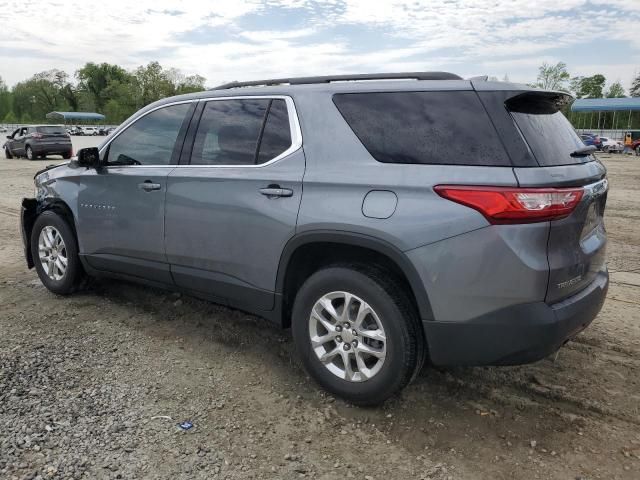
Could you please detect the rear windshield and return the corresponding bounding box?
[506,93,588,166]
[36,126,66,135]
[333,91,511,166]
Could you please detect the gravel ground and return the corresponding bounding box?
[0,147,639,480]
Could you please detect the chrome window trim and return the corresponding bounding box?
[99,95,302,169]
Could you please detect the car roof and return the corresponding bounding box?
[127,72,562,124]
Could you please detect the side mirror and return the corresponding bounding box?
[6,136,11,140]
[76,147,101,168]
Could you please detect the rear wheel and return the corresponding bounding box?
[62,151,72,159]
[26,145,34,160]
[31,211,85,295]
[292,266,424,405]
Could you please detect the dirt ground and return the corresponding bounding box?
[0,146,639,480]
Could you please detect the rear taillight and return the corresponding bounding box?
[434,185,584,224]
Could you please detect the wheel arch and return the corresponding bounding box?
[23,197,79,267]
[275,230,434,328]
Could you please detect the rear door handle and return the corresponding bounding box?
[138,181,162,192]
[259,186,293,198]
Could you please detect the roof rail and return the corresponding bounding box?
[211,72,463,90]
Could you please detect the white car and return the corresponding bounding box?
[600,137,624,153]
[81,127,99,136]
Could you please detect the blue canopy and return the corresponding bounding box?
[45,111,106,121]
[571,98,640,112]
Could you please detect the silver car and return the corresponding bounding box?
[20,72,608,404]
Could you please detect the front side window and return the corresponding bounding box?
[191,98,292,166]
[106,103,191,166]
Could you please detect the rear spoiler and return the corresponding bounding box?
[506,91,574,114]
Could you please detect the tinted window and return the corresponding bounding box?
[191,99,270,165]
[257,99,292,164]
[333,91,510,166]
[507,93,587,166]
[37,126,66,135]
[106,103,190,166]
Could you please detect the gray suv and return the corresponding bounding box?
[5,125,73,160]
[20,72,608,405]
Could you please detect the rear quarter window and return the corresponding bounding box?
[332,91,511,166]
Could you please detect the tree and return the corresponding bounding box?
[631,72,640,97]
[570,74,606,99]
[531,62,570,91]
[0,76,12,121]
[77,62,131,111]
[132,61,175,107]
[3,111,17,123]
[166,68,206,94]
[605,81,626,98]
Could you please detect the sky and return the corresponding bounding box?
[0,0,639,91]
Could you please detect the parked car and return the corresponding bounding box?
[632,138,640,155]
[79,126,99,136]
[599,137,623,153]
[20,73,608,405]
[5,125,72,160]
[580,133,602,150]
[0,126,7,133]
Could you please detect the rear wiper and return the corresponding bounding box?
[570,145,597,157]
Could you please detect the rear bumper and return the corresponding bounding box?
[32,143,72,154]
[423,268,608,366]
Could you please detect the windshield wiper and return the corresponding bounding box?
[570,145,597,157]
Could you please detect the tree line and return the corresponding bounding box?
[530,62,640,130]
[0,62,206,124]
[1,60,639,126]
[530,61,638,98]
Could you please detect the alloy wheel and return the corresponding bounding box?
[309,291,387,382]
[38,226,68,281]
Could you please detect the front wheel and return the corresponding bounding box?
[31,211,85,295]
[4,146,12,159]
[292,266,424,405]
[26,145,34,160]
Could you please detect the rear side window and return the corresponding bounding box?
[333,91,510,166]
[191,98,292,166]
[257,99,292,164]
[506,92,586,166]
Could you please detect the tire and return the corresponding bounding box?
[26,145,34,160]
[636,146,640,156]
[30,211,85,295]
[4,146,12,159]
[292,265,424,405]
[62,151,72,160]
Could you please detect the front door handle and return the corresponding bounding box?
[138,181,161,192]
[259,186,293,198]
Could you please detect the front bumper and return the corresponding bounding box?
[20,198,37,269]
[423,269,609,366]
